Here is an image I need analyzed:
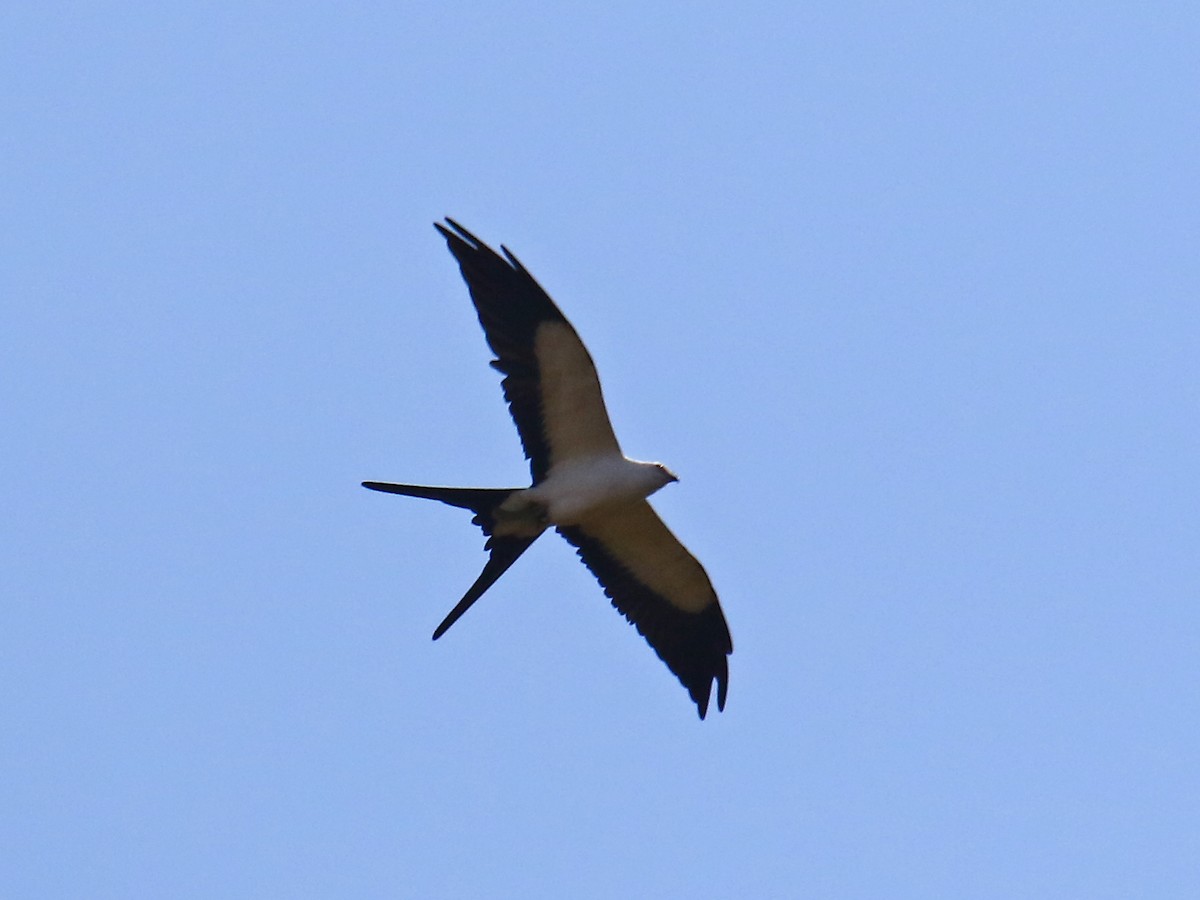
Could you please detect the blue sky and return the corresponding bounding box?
[3,3,1198,897]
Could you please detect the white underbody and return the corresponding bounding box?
[495,454,672,535]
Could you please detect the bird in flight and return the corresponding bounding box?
[364,219,732,717]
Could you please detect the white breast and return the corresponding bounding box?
[529,455,662,526]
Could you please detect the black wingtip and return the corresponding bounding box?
[501,244,531,274]
[432,219,460,248]
[435,219,532,275]
[714,656,729,714]
[693,684,725,719]
[694,676,718,720]
[435,217,483,249]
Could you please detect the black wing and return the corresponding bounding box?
[435,219,620,483]
[558,503,732,718]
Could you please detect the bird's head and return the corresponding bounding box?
[651,463,680,490]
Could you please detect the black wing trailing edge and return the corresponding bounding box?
[434,218,572,484]
[558,525,733,719]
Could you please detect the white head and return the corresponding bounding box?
[644,462,679,494]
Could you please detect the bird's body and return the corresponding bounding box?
[515,455,675,527]
[364,220,732,717]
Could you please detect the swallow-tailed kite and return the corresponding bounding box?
[364,220,732,717]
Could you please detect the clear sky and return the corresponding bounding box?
[3,3,1198,897]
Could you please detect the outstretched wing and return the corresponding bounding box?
[435,219,621,483]
[558,503,732,718]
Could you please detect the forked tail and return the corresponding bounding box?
[361,481,541,638]
[362,482,520,535]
